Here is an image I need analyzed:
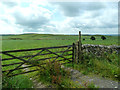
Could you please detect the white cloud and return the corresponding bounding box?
[48,2,118,34]
[13,6,52,29]
[0,1,118,34]
[0,20,23,34]
[0,0,53,33]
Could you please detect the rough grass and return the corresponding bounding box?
[65,52,119,81]
[2,34,118,51]
[2,74,33,88]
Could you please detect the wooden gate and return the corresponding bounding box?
[1,31,82,77]
[0,45,73,77]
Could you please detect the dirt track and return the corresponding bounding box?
[63,66,119,88]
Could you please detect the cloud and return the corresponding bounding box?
[50,2,118,34]
[0,1,118,34]
[60,2,118,32]
[12,4,52,32]
[13,8,51,29]
[52,2,106,17]
[0,1,53,33]
[0,20,23,34]
[49,4,118,34]
[1,1,18,7]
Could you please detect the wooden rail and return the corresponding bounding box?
[0,45,72,53]
[1,45,73,77]
[2,50,72,61]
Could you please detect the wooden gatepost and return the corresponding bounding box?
[78,31,82,63]
[72,31,82,64]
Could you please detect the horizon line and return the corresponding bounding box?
[0,33,119,36]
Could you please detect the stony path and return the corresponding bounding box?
[31,77,47,88]
[62,66,119,88]
[22,64,119,88]
[22,64,48,88]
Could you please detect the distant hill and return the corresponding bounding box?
[0,33,119,36]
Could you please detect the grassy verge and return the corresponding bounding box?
[65,52,119,81]
[2,74,33,88]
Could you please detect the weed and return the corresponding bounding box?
[37,60,71,87]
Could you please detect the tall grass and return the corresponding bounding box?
[2,74,33,88]
[36,60,79,88]
[65,52,119,81]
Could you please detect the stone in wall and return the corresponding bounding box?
[81,44,119,56]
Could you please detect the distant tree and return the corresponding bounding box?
[90,36,96,40]
[101,36,106,40]
[83,38,85,40]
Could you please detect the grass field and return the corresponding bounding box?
[2,34,118,51]
[1,34,119,88]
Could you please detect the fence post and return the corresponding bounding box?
[72,43,75,63]
[74,42,78,63]
[78,31,82,63]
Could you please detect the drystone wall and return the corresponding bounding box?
[81,44,120,56]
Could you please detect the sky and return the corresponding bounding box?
[0,0,119,35]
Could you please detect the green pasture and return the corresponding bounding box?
[2,34,118,51]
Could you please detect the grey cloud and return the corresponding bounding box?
[83,2,105,11]
[1,18,10,24]
[101,21,118,28]
[57,2,81,17]
[13,11,50,32]
[52,2,105,17]
[2,1,17,7]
